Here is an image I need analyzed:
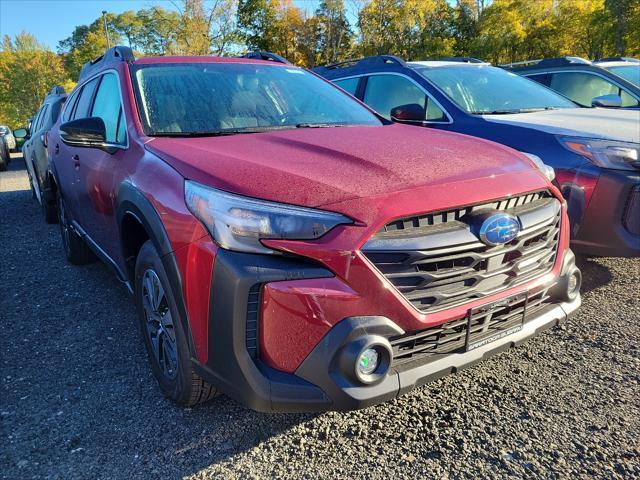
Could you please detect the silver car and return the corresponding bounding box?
[0,125,16,151]
[14,86,67,223]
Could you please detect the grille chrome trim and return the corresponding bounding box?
[363,192,561,312]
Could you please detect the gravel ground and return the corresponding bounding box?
[1,154,639,479]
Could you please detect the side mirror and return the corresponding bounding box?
[390,103,426,123]
[13,128,29,139]
[60,117,122,154]
[592,94,622,108]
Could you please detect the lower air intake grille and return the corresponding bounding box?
[246,284,261,359]
[623,185,640,235]
[390,288,552,368]
[363,191,561,312]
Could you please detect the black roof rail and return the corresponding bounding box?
[314,55,406,74]
[242,51,291,65]
[78,45,135,81]
[501,56,591,69]
[437,56,485,63]
[594,56,640,63]
[47,85,66,96]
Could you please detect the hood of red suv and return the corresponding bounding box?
[145,123,543,208]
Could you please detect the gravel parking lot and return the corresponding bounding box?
[1,154,639,479]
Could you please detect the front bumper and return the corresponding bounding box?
[568,169,640,257]
[194,248,581,413]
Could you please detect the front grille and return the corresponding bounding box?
[390,288,552,368]
[363,191,561,312]
[245,284,261,359]
[623,185,640,235]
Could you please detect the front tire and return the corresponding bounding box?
[57,192,94,264]
[135,240,218,406]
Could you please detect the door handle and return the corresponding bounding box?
[72,154,80,167]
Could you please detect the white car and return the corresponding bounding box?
[0,125,16,151]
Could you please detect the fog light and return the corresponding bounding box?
[357,348,379,376]
[567,269,581,300]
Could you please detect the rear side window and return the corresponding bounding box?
[363,74,447,122]
[334,77,360,96]
[91,73,125,144]
[72,77,100,120]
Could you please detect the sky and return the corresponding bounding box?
[0,0,322,51]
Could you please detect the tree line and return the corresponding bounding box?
[1,0,638,128]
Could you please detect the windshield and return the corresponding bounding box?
[132,63,382,135]
[416,66,576,114]
[605,65,640,87]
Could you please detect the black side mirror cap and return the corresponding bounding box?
[60,117,122,154]
[390,103,426,123]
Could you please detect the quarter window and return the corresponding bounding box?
[334,77,360,96]
[363,74,447,122]
[91,73,125,144]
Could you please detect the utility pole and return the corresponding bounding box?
[102,10,111,49]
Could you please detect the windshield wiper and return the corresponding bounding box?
[471,107,559,115]
[150,126,294,137]
[295,123,348,128]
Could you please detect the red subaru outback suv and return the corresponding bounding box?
[47,47,582,412]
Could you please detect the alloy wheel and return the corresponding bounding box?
[141,269,178,379]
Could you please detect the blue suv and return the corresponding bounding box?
[315,56,640,257]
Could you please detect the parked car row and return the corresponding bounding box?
[502,56,640,108]
[8,46,637,413]
[314,56,640,257]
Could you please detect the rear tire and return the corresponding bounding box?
[27,168,37,200]
[57,192,94,265]
[40,178,58,224]
[135,240,218,406]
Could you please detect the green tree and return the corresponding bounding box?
[237,0,281,51]
[316,0,352,63]
[58,15,121,79]
[0,32,73,128]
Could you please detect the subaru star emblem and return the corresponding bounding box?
[479,213,521,246]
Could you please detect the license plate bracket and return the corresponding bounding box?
[465,292,529,352]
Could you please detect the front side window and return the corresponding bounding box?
[549,72,618,107]
[363,74,446,122]
[91,73,125,143]
[418,66,576,114]
[132,63,382,135]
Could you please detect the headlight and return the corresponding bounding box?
[185,180,352,254]
[559,137,639,171]
[521,152,555,182]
